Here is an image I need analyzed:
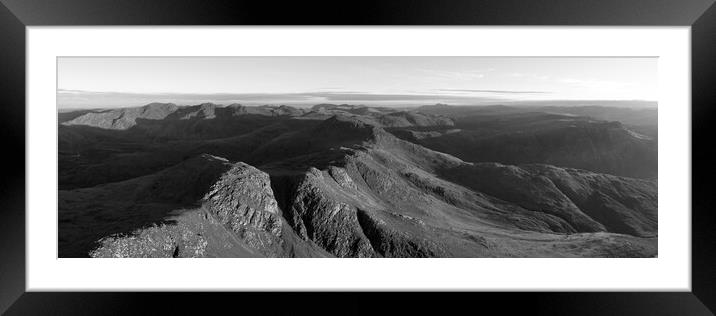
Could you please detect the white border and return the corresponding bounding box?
[27,27,691,291]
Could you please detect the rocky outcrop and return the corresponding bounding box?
[282,168,376,258]
[202,162,285,255]
[88,207,273,258]
[80,155,323,258]
[89,213,212,258]
[356,209,446,257]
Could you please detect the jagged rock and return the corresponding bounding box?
[88,208,269,258]
[75,155,306,258]
[89,221,208,258]
[283,168,376,258]
[356,209,446,257]
[202,162,285,253]
[328,166,357,190]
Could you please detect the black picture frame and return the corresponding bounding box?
[1,0,714,314]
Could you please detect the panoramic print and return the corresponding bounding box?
[57,57,658,258]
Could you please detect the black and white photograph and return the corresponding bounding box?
[4,0,715,313]
[57,56,658,258]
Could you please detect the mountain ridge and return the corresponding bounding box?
[58,103,658,258]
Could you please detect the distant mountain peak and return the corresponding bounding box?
[144,102,177,108]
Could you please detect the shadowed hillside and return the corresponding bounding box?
[58,103,658,258]
[392,106,657,179]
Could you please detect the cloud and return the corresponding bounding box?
[436,89,549,94]
[417,69,487,80]
[557,78,634,90]
[56,89,509,109]
[508,73,552,80]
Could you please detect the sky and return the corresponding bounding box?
[57,57,658,109]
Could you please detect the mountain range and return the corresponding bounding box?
[58,102,658,258]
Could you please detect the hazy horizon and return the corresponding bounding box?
[56,94,658,112]
[58,57,658,109]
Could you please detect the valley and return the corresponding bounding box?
[58,102,658,258]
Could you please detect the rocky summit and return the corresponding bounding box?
[59,103,658,258]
